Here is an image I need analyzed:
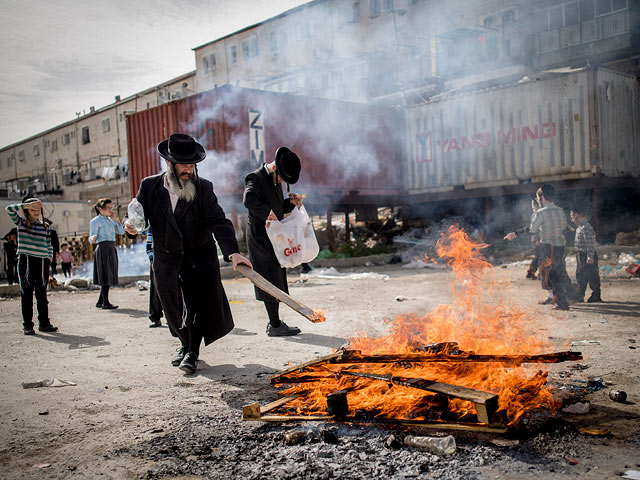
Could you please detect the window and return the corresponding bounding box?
[50,140,57,152]
[82,126,90,145]
[102,118,111,133]
[297,22,312,40]
[242,40,250,60]
[341,2,359,23]
[250,37,259,57]
[61,133,70,145]
[231,45,237,64]
[18,149,25,162]
[7,154,14,167]
[0,159,3,169]
[33,144,40,157]
[269,31,278,53]
[279,28,288,48]
[565,2,579,24]
[382,0,393,12]
[370,0,380,17]
[502,10,515,22]
[202,53,216,72]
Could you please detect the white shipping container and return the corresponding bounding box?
[405,68,640,194]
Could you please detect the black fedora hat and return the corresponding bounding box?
[274,147,301,184]
[157,133,206,164]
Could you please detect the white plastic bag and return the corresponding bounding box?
[266,205,319,268]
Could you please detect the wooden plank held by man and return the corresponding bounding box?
[236,264,325,323]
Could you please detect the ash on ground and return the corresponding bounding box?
[112,413,622,480]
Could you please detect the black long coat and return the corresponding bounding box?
[135,173,239,346]
[243,165,294,302]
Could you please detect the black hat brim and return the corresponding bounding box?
[157,140,206,164]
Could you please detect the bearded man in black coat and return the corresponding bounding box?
[243,147,304,337]
[125,134,252,374]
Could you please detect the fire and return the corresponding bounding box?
[278,226,556,425]
[311,310,326,323]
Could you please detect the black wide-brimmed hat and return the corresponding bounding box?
[157,133,206,164]
[274,147,301,184]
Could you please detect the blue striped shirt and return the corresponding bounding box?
[5,204,53,259]
[89,214,124,243]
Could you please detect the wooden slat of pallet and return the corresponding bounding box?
[269,351,345,383]
[338,350,583,365]
[340,371,500,425]
[242,396,298,419]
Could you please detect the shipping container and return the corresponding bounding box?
[405,67,640,194]
[126,85,404,209]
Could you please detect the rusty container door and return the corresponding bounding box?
[594,68,640,177]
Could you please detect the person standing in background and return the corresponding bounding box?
[58,243,73,278]
[146,227,164,328]
[570,206,602,303]
[46,219,60,277]
[3,229,18,285]
[5,196,58,335]
[90,198,124,310]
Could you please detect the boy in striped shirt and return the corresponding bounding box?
[5,196,58,335]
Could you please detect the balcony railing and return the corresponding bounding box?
[536,10,630,54]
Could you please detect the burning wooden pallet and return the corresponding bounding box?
[243,346,583,433]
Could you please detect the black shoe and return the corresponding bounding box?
[266,321,301,337]
[171,346,187,367]
[23,328,35,335]
[38,325,58,333]
[587,296,603,303]
[149,320,162,328]
[553,304,570,311]
[179,353,198,374]
[102,303,118,310]
[538,297,554,305]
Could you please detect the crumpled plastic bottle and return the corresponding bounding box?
[404,434,457,455]
[127,198,146,233]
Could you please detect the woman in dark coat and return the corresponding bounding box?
[243,147,303,337]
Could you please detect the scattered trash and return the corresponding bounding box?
[569,340,601,346]
[622,470,640,480]
[32,463,51,469]
[562,402,590,414]
[385,434,403,450]
[578,426,610,436]
[395,296,408,302]
[609,389,627,403]
[304,267,389,281]
[284,429,305,445]
[566,457,579,465]
[136,280,149,290]
[38,411,49,415]
[489,438,520,447]
[625,263,640,277]
[22,378,77,389]
[617,252,638,265]
[404,434,457,455]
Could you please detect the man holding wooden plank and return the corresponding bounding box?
[243,147,304,337]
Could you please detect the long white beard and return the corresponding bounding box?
[167,169,196,203]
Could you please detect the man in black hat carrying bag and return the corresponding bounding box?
[125,133,252,374]
[243,147,304,337]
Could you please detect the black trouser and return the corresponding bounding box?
[576,252,601,300]
[61,262,72,277]
[539,244,571,308]
[528,244,543,275]
[149,267,163,322]
[6,257,18,285]
[18,254,51,329]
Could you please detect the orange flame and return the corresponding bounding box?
[279,226,556,425]
[311,310,326,323]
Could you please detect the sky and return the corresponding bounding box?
[0,0,309,147]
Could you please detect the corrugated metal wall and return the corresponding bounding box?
[405,68,639,194]
[596,69,640,177]
[127,86,403,203]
